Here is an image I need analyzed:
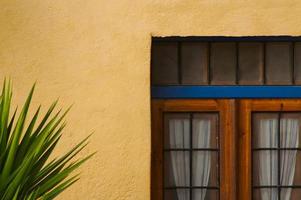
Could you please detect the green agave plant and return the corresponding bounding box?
[0,80,94,200]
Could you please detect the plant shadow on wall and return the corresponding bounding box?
[0,79,95,200]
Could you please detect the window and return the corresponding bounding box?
[152,99,301,200]
[151,100,236,200]
[239,100,301,200]
[151,37,301,200]
[164,113,219,200]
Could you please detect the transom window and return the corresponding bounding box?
[151,37,301,85]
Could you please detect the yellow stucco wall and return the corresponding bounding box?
[1,0,301,199]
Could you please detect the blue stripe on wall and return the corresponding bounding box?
[151,86,301,99]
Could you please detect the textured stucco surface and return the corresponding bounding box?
[1,0,301,199]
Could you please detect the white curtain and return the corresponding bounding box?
[193,119,211,200]
[169,119,190,200]
[258,118,299,200]
[258,119,278,200]
[280,119,299,200]
[168,118,211,200]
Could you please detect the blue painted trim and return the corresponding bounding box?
[151,86,301,99]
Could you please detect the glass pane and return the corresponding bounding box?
[253,188,278,200]
[285,188,301,199]
[253,113,279,148]
[192,114,218,149]
[210,42,236,85]
[151,42,178,85]
[238,42,263,85]
[266,42,293,85]
[280,150,301,187]
[294,42,301,85]
[164,114,190,149]
[182,42,208,85]
[164,189,190,200]
[253,150,278,186]
[192,189,219,200]
[164,151,190,187]
[280,113,301,148]
[192,151,218,187]
[292,150,301,186]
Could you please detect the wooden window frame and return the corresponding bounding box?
[238,99,301,200]
[151,99,236,200]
